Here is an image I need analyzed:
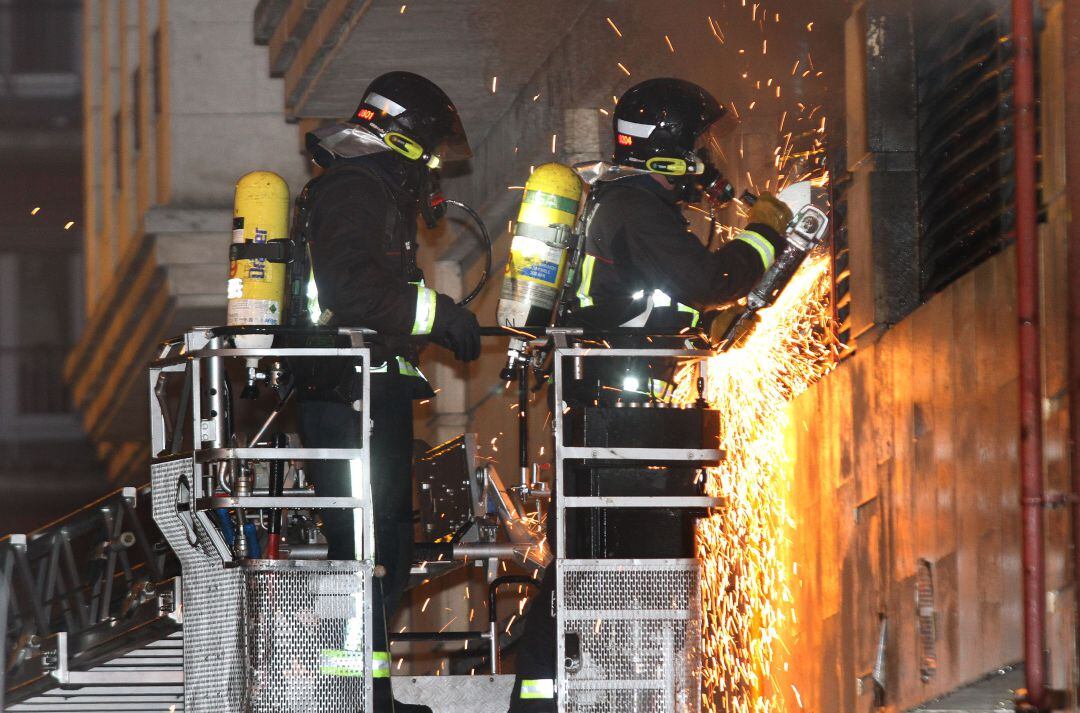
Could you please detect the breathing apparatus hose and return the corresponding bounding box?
[443,199,492,307]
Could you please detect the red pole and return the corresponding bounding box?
[1013,0,1047,708]
[1064,0,1080,695]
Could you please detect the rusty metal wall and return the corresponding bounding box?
[771,3,1075,710]
[778,35,1075,703]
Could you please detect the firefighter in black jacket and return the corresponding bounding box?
[569,77,792,338]
[299,71,480,713]
[507,78,794,712]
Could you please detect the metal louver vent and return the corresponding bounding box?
[915,558,937,683]
[828,136,853,352]
[916,1,1018,296]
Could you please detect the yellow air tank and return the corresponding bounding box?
[227,171,290,348]
[497,163,584,328]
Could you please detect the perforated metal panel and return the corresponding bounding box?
[558,560,700,713]
[152,458,372,712]
[152,457,246,712]
[241,560,371,712]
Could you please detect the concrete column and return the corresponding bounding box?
[561,107,605,166]
[427,258,470,445]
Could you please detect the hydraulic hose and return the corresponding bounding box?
[443,199,492,307]
[266,432,287,560]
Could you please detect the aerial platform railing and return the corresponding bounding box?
[150,326,377,712]
[550,343,723,713]
[149,326,375,564]
[4,325,724,712]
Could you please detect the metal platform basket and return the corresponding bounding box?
[152,457,373,712]
[558,559,701,713]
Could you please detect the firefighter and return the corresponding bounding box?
[298,71,480,713]
[507,78,794,712]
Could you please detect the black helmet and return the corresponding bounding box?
[612,78,734,176]
[349,71,471,167]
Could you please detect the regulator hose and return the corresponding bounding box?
[443,199,492,307]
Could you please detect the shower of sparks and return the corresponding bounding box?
[617,61,631,76]
[673,253,837,711]
[669,25,838,688]
[665,34,676,53]
[606,17,623,37]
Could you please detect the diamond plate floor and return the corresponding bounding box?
[394,674,516,712]
[907,665,1024,713]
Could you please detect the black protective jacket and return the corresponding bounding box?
[305,152,451,369]
[565,174,784,331]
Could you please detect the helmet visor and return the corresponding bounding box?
[307,123,391,160]
[692,111,738,169]
[432,111,472,162]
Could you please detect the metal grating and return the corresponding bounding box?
[241,560,371,712]
[559,560,700,713]
[916,0,1019,296]
[151,457,246,712]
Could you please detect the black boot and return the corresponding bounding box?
[373,677,433,713]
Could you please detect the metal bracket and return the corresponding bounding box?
[198,419,216,444]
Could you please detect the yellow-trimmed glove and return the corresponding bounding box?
[747,192,793,236]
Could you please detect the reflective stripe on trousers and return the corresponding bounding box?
[371,650,390,678]
[371,356,427,381]
[520,678,555,699]
[623,288,700,328]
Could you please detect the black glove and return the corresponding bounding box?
[430,294,481,362]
